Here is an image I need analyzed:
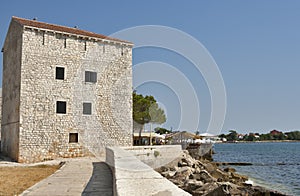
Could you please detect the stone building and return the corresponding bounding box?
[1,16,133,163]
[0,89,1,142]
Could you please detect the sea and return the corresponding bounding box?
[213,142,300,196]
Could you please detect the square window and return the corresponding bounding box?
[85,71,97,83]
[69,133,78,143]
[56,67,65,80]
[56,101,66,114]
[83,102,92,115]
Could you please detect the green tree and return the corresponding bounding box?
[276,133,286,140]
[260,133,271,140]
[149,102,166,125]
[219,134,226,138]
[286,131,300,140]
[154,127,171,134]
[227,130,238,141]
[245,133,257,141]
[133,92,166,145]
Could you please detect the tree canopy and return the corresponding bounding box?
[133,91,166,128]
[219,130,300,141]
[155,127,172,134]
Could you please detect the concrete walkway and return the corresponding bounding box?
[21,157,113,196]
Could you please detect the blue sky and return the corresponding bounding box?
[1,1,300,134]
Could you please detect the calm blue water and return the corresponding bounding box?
[213,142,300,196]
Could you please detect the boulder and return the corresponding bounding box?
[178,155,196,166]
[199,170,215,183]
[178,161,188,167]
[231,172,248,181]
[175,166,193,180]
[169,178,184,187]
[204,184,230,196]
[194,182,219,195]
[203,162,216,173]
[224,167,236,173]
[156,151,288,196]
[210,168,230,182]
[189,173,201,180]
[161,170,176,178]
[184,179,204,191]
[194,167,202,174]
[170,165,178,171]
[251,186,287,196]
[160,166,169,172]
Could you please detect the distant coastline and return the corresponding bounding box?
[219,140,300,143]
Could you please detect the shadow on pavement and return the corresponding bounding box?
[82,162,113,196]
[0,152,14,162]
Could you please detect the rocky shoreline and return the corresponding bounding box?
[156,150,287,196]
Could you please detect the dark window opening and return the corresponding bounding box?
[83,102,92,115]
[56,101,66,114]
[56,67,65,80]
[84,41,87,51]
[42,33,45,45]
[64,38,67,48]
[85,71,97,83]
[69,133,78,143]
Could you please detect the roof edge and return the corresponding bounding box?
[11,16,133,46]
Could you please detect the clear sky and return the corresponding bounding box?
[1,0,300,134]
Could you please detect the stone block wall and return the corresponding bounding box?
[0,88,2,142]
[1,20,23,160]
[123,145,183,169]
[2,20,133,163]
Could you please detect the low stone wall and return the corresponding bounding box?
[106,146,191,196]
[122,145,182,169]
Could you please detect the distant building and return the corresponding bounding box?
[237,134,245,140]
[270,130,282,135]
[1,17,133,163]
[166,131,201,149]
[133,132,165,145]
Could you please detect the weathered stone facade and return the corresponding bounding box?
[1,17,133,163]
[0,89,2,142]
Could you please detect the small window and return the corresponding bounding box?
[83,103,92,115]
[64,38,67,48]
[42,32,45,45]
[56,67,65,80]
[69,133,78,143]
[85,71,97,83]
[56,101,66,114]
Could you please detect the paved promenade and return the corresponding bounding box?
[20,157,113,196]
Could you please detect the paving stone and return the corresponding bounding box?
[21,157,113,196]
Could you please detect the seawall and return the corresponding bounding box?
[106,146,191,196]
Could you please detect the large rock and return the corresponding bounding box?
[199,170,215,183]
[156,150,288,196]
[178,156,197,167]
[203,162,216,173]
[175,166,193,180]
[211,168,231,182]
[193,182,219,195]
[161,170,176,178]
[204,184,230,196]
[184,179,204,192]
[224,167,236,173]
[231,172,247,180]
